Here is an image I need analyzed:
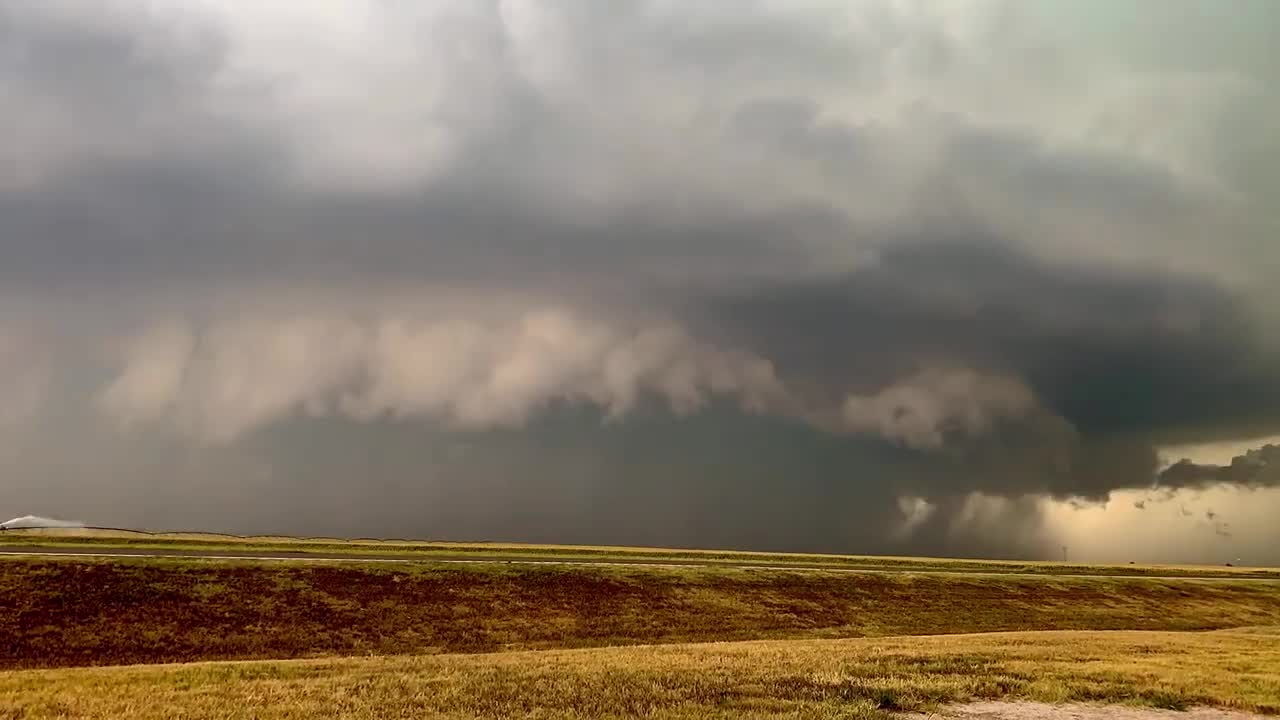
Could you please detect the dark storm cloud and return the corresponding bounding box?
[2,0,1278,559]
[1158,445,1280,490]
[3,406,1055,558]
[0,1,290,292]
[698,239,1280,429]
[3,0,1263,292]
[691,237,1280,509]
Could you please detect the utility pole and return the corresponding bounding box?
[1061,545,1068,563]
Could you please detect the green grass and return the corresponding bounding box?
[3,529,1275,578]
[4,557,1280,669]
[3,629,1278,719]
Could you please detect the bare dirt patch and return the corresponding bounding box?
[936,701,1269,719]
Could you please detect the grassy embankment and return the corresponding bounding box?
[4,555,1280,718]
[4,557,1280,669]
[4,629,1280,719]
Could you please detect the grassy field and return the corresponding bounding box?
[4,629,1279,719]
[4,557,1280,670]
[5,551,1279,718]
[3,528,1276,578]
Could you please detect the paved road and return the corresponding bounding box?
[1,545,1277,581]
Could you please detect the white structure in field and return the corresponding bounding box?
[0,515,85,530]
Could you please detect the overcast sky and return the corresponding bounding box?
[2,0,1278,563]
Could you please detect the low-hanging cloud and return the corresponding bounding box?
[99,301,1065,452]
[100,304,789,443]
[839,368,1037,449]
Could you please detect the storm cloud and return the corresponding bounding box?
[2,0,1278,561]
[1159,445,1280,490]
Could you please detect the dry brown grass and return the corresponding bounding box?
[4,557,1280,670]
[3,629,1278,719]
